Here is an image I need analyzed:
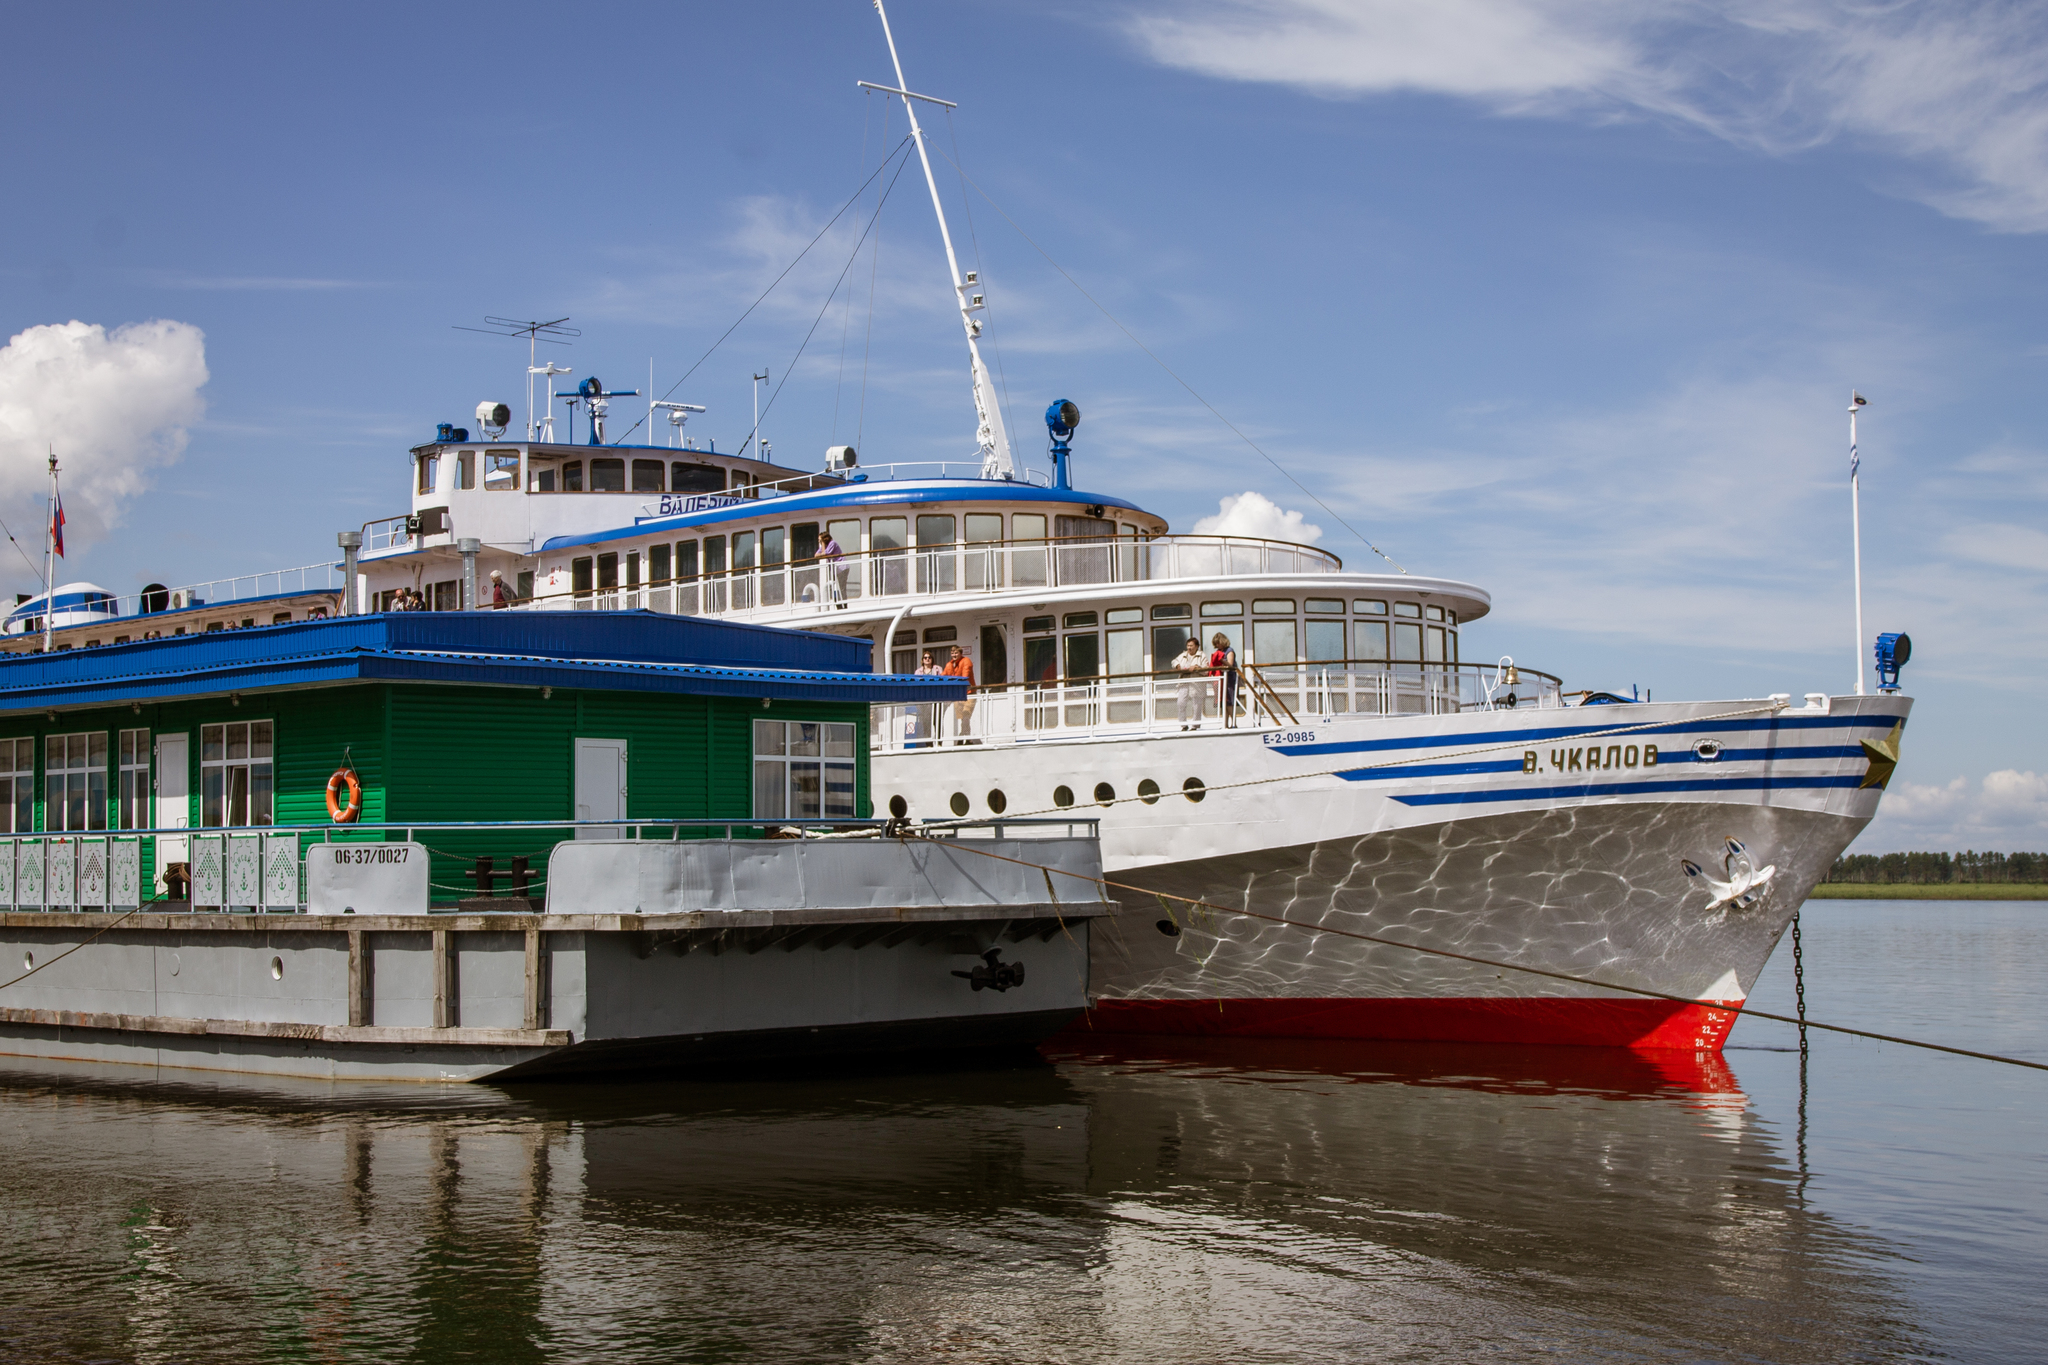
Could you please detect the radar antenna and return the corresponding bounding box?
[452,316,581,440]
[863,2,1015,480]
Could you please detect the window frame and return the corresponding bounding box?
[752,720,857,821]
[200,720,275,828]
[45,731,108,833]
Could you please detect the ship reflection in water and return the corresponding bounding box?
[0,1043,1925,1363]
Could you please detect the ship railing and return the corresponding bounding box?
[519,533,1348,620]
[74,562,349,623]
[0,817,1098,914]
[869,660,1564,753]
[363,516,416,552]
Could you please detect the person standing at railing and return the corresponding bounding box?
[1210,633,1240,728]
[906,650,941,748]
[1172,637,1207,730]
[944,644,977,744]
[820,533,848,608]
[489,570,510,609]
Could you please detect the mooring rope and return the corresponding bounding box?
[910,833,2048,1074]
[0,891,169,994]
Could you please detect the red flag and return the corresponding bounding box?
[51,494,64,559]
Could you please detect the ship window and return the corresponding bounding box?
[572,557,593,596]
[1306,619,1345,662]
[792,522,819,562]
[1106,608,1143,625]
[590,458,626,492]
[1094,782,1115,806]
[1201,600,1242,618]
[118,728,149,830]
[1151,603,1190,620]
[965,514,1003,543]
[1426,625,1446,663]
[1024,636,1057,683]
[1063,631,1100,679]
[45,732,108,833]
[596,553,618,591]
[416,451,440,494]
[1353,621,1389,662]
[827,519,861,555]
[762,526,786,567]
[870,517,907,552]
[1252,619,1296,665]
[1306,598,1344,615]
[1107,628,1142,678]
[1354,599,1387,615]
[916,514,956,546]
[1062,612,1097,629]
[650,543,671,584]
[1253,599,1295,615]
[626,551,641,590]
[562,461,583,492]
[432,580,459,612]
[631,459,665,492]
[200,721,273,828]
[517,570,534,601]
[922,626,957,643]
[531,464,556,492]
[1394,601,1421,618]
[1153,624,1196,669]
[672,462,725,493]
[1427,605,1445,622]
[703,536,725,575]
[1394,622,1423,662]
[677,540,700,580]
[454,451,476,490]
[485,451,520,490]
[1023,616,1054,634]
[733,532,756,570]
[1,738,31,833]
[753,720,856,820]
[1053,785,1074,809]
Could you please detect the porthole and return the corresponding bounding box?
[20,952,32,972]
[270,956,284,981]
[1183,777,1207,803]
[1138,779,1161,805]
[1094,782,1116,806]
[1053,785,1075,809]
[987,789,1008,814]
[888,794,908,818]
[1692,739,1724,762]
[1156,919,1181,937]
[949,791,970,817]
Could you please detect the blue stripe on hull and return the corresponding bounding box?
[1274,712,1905,759]
[1389,775,1866,806]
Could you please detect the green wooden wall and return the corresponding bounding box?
[0,681,872,903]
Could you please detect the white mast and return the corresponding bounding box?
[870,0,1016,480]
[1849,391,1868,697]
[42,450,57,655]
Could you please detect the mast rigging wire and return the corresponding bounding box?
[927,141,1408,574]
[608,135,915,447]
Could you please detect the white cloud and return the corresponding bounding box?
[1859,769,2048,850]
[1191,490,1324,543]
[1122,1,2048,232]
[1941,522,2048,574]
[0,320,209,574]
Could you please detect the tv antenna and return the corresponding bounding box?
[452,316,581,440]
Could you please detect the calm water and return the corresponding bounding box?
[0,902,2042,1364]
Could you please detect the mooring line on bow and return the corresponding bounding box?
[907,833,2048,1075]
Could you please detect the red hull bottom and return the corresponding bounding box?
[1076,995,1743,1051]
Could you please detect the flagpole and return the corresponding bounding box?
[42,449,57,655]
[1849,392,1867,697]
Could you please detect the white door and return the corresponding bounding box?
[155,733,190,884]
[573,739,628,840]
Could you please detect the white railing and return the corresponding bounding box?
[516,533,1348,623]
[870,662,1564,753]
[64,563,349,625]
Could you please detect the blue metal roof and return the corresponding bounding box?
[540,481,1152,553]
[0,612,963,715]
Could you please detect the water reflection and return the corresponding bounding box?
[0,1042,1927,1363]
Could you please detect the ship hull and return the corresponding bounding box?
[873,694,1910,1048]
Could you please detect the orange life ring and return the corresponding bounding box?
[325,768,362,823]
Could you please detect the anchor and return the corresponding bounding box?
[1682,837,1776,912]
[952,948,1026,992]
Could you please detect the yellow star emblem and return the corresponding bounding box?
[1859,720,1904,790]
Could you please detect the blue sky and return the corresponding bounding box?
[1,1,2043,851]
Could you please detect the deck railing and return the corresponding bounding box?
[0,817,1098,913]
[512,533,1348,624]
[870,660,1564,752]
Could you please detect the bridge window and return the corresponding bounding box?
[485,451,521,490]
[454,451,475,490]
[1307,599,1345,615]
[672,462,725,493]
[1201,600,1241,618]
[1150,603,1190,620]
[1394,601,1421,618]
[632,459,665,492]
[1353,620,1389,662]
[1355,599,1387,615]
[530,462,556,492]
[416,451,440,494]
[561,461,583,492]
[590,458,625,492]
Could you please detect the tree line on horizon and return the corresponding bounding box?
[1824,850,2048,884]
